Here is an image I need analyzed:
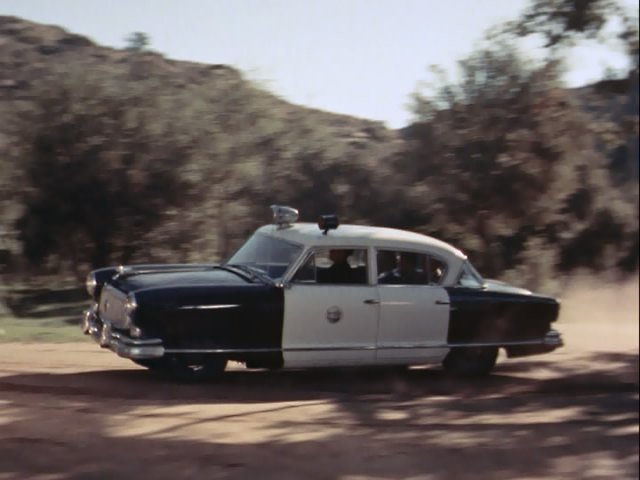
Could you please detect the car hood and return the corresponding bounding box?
[113,267,252,293]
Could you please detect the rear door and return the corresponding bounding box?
[375,249,450,363]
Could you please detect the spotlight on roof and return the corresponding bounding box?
[270,205,299,228]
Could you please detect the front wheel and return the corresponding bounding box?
[442,347,498,377]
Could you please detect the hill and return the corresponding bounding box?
[0,16,637,286]
[0,16,398,147]
[0,15,403,267]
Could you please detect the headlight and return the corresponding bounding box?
[123,293,138,328]
[129,326,143,338]
[85,273,97,297]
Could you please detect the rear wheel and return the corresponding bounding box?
[442,347,498,377]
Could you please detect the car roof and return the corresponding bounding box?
[257,223,466,260]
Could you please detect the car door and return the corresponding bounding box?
[375,249,450,363]
[281,248,379,367]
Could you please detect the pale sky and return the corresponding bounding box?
[1,0,636,128]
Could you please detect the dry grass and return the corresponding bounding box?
[0,285,88,342]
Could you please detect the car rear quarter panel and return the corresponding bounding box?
[445,287,560,346]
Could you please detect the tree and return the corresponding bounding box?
[502,0,638,75]
[12,69,194,273]
[504,0,639,271]
[405,43,637,285]
[125,32,150,52]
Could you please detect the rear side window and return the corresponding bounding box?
[292,248,368,285]
[377,250,447,285]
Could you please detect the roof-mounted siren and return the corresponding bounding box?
[318,214,339,234]
[270,205,299,229]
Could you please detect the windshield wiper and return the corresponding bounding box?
[214,265,256,282]
[224,264,274,284]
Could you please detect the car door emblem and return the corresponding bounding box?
[326,306,342,323]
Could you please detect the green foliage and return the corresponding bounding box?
[504,0,639,71]
[405,42,638,286]
[125,31,150,51]
[11,67,194,271]
[508,0,618,46]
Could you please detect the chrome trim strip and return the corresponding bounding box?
[286,345,376,352]
[177,304,240,310]
[164,348,281,354]
[377,338,557,350]
[166,337,558,354]
[163,346,377,354]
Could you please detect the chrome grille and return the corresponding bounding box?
[99,284,128,328]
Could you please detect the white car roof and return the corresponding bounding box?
[257,223,466,261]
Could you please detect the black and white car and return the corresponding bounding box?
[82,206,562,379]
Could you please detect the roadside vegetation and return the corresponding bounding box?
[0,0,637,340]
[0,282,87,342]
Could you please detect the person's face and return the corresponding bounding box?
[398,255,414,273]
[330,250,346,263]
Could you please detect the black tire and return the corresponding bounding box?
[442,347,498,377]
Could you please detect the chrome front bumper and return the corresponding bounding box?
[81,306,165,359]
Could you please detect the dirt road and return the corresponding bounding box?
[0,279,638,479]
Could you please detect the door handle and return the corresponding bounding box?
[435,300,450,305]
[363,299,380,305]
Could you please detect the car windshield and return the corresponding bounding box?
[225,232,303,280]
[457,260,486,288]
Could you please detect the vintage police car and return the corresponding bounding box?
[82,206,562,379]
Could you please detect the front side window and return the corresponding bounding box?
[292,248,368,285]
[377,250,447,285]
[225,233,303,279]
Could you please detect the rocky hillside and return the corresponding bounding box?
[0,15,400,151]
[0,15,405,265]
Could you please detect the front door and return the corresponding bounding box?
[282,248,378,367]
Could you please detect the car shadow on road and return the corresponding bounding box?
[0,351,637,480]
[1,351,637,404]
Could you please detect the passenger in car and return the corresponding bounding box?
[378,252,425,285]
[325,249,354,283]
[428,259,445,284]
